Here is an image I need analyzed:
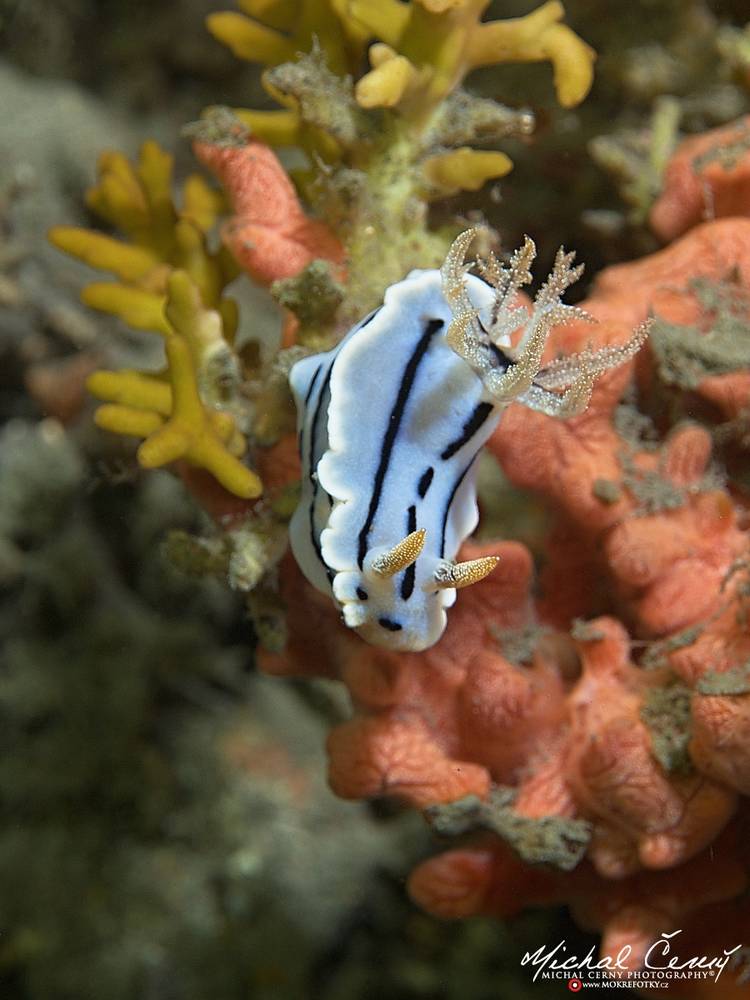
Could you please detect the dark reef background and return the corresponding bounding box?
[0,2,748,997]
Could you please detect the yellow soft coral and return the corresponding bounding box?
[88,272,262,499]
[49,141,237,337]
[465,1,595,109]
[209,0,595,197]
[353,0,595,115]
[422,147,513,194]
[207,0,368,151]
[340,0,595,196]
[50,142,260,499]
[207,0,366,74]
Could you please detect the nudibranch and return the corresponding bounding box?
[289,230,648,652]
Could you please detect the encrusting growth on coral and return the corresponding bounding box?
[589,94,681,227]
[425,788,592,871]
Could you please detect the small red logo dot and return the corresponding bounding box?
[568,978,583,993]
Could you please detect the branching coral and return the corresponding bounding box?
[207,0,593,148]
[207,0,367,83]
[384,0,592,197]
[262,536,748,966]
[408,814,750,973]
[47,141,265,497]
[49,141,233,333]
[352,0,594,114]
[49,126,343,505]
[92,273,260,498]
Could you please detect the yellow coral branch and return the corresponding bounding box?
[52,141,237,345]
[174,219,223,308]
[350,0,594,119]
[468,0,563,63]
[348,0,410,47]
[87,370,172,415]
[218,297,240,344]
[138,334,261,498]
[206,11,296,63]
[541,24,596,109]
[94,405,165,438]
[210,411,247,456]
[82,283,171,334]
[467,1,595,108]
[181,174,226,232]
[86,151,149,236]
[415,0,471,11]
[208,0,367,79]
[51,140,264,502]
[86,273,261,499]
[238,0,297,31]
[233,107,302,145]
[422,147,513,194]
[136,141,177,248]
[48,228,160,283]
[355,50,418,108]
[164,270,226,363]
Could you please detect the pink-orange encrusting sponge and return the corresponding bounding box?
[650,116,750,242]
[193,138,344,287]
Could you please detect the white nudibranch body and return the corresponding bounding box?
[289,230,649,652]
[290,267,502,652]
